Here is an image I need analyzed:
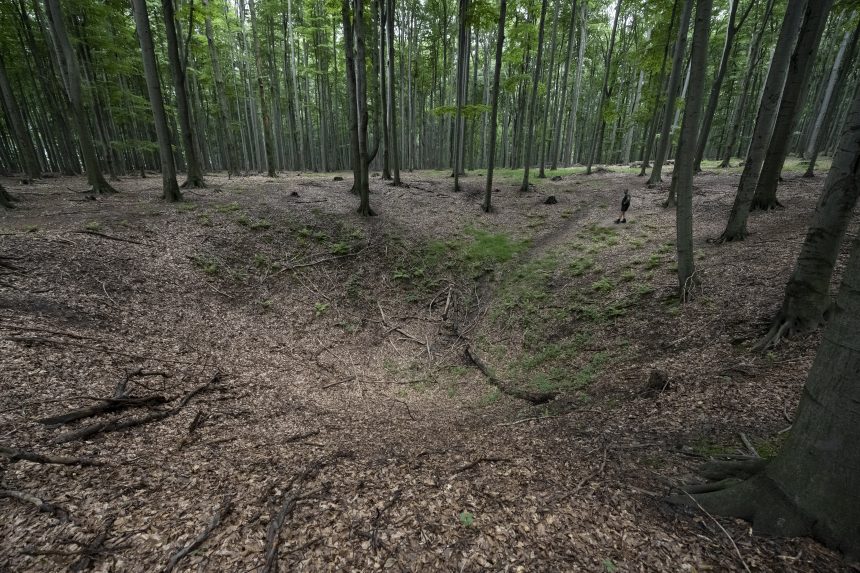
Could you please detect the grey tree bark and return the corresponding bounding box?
[483,0,507,213]
[648,0,693,187]
[453,0,469,190]
[586,0,622,176]
[538,0,560,178]
[718,0,808,242]
[248,0,276,177]
[520,0,548,190]
[0,181,16,209]
[353,0,374,215]
[342,0,360,193]
[387,0,401,184]
[0,53,41,180]
[130,0,182,202]
[682,89,860,556]
[674,0,712,299]
[162,0,205,187]
[203,0,238,175]
[751,0,833,211]
[44,0,117,194]
[550,1,576,171]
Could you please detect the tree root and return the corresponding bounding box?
[164,496,232,573]
[0,489,71,522]
[681,478,742,494]
[463,346,557,405]
[750,197,784,211]
[698,458,767,481]
[752,310,824,351]
[0,446,103,466]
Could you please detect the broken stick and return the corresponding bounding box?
[164,496,232,573]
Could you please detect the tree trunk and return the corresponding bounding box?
[586,0,622,176]
[453,0,469,190]
[520,0,548,190]
[718,0,808,242]
[43,0,116,194]
[342,0,360,193]
[538,0,561,178]
[567,1,586,165]
[483,0,506,213]
[0,53,41,180]
[684,91,860,556]
[203,0,237,175]
[0,181,16,209]
[130,0,181,202]
[162,0,205,187]
[648,0,693,187]
[693,0,750,172]
[354,0,374,215]
[804,17,860,177]
[386,0,400,184]
[751,0,833,211]
[248,0,276,177]
[674,0,712,299]
[550,0,576,171]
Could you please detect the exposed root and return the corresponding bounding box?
[697,458,767,481]
[752,311,824,352]
[750,197,784,211]
[0,446,103,467]
[464,346,557,405]
[0,489,71,522]
[682,478,742,494]
[180,177,206,189]
[164,496,232,572]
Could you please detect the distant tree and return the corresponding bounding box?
[248,0,276,177]
[673,0,712,299]
[386,0,401,185]
[353,0,374,215]
[43,0,117,194]
[0,53,41,180]
[680,85,860,557]
[718,0,808,242]
[520,0,548,190]
[483,0,507,213]
[586,0,622,176]
[130,0,181,202]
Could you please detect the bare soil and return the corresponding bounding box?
[0,168,854,571]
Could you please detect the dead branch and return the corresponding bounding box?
[0,446,102,466]
[464,346,557,405]
[284,430,320,443]
[0,489,70,522]
[164,496,232,573]
[681,491,752,573]
[739,433,760,458]
[322,376,355,389]
[38,395,168,426]
[453,456,511,474]
[73,230,148,246]
[388,398,417,421]
[70,516,115,572]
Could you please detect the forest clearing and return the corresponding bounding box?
[2,0,860,570]
[0,164,854,571]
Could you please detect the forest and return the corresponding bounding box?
[1,0,859,570]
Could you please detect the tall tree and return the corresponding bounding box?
[353,0,374,215]
[520,0,548,191]
[751,0,833,210]
[483,0,506,213]
[44,0,117,194]
[453,0,469,191]
[692,0,753,172]
[386,0,401,185]
[586,0,622,175]
[203,0,238,176]
[537,0,560,178]
[549,0,576,171]
[674,0,712,299]
[343,0,360,192]
[248,0,276,177]
[681,86,860,557]
[718,0,809,242]
[130,0,182,202]
[648,0,693,186]
[0,53,41,180]
[162,0,205,187]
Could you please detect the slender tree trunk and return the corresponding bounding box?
[719,0,809,241]
[386,0,401,184]
[804,18,860,178]
[586,0,621,175]
[286,0,305,170]
[203,0,237,175]
[377,0,390,179]
[567,1,587,165]
[130,0,181,201]
[354,0,374,215]
[693,0,750,172]
[550,1,576,171]
[751,0,833,211]
[44,0,116,194]
[538,0,561,178]
[674,0,712,299]
[483,0,507,213]
[684,89,860,556]
[648,0,693,187]
[453,0,469,190]
[162,0,205,187]
[0,54,41,180]
[247,0,275,177]
[520,0,548,190]
[343,0,360,193]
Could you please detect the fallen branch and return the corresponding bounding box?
[70,516,115,572]
[38,395,168,426]
[453,456,511,474]
[0,489,70,522]
[74,230,148,246]
[464,346,557,405]
[164,496,232,573]
[739,433,760,458]
[284,430,320,443]
[0,446,103,466]
[682,491,752,573]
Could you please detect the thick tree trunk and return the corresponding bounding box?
[44,0,116,194]
[162,0,205,187]
[648,0,693,187]
[755,82,860,348]
[804,18,860,178]
[483,0,506,213]
[751,0,833,211]
[718,0,808,242]
[684,99,860,554]
[354,0,374,215]
[693,0,750,172]
[0,181,16,209]
[130,0,181,202]
[674,0,712,299]
[0,54,41,180]
[386,0,400,184]
[520,0,548,190]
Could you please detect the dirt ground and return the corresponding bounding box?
[0,166,855,572]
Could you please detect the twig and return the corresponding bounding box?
[388,398,416,421]
[322,376,355,389]
[164,496,232,573]
[70,516,115,572]
[0,446,103,466]
[682,491,752,573]
[453,456,511,474]
[284,430,320,443]
[73,230,149,246]
[739,433,760,458]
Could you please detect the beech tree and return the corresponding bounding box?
[520,0,548,191]
[483,0,506,213]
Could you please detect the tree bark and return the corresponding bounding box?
[453,0,469,190]
[387,0,400,184]
[550,0,576,171]
[483,0,506,213]
[0,181,16,209]
[648,0,693,187]
[343,0,360,193]
[718,0,808,242]
[586,0,622,176]
[683,95,860,555]
[130,0,182,202]
[751,0,833,211]
[0,53,41,180]
[520,0,549,190]
[43,0,116,194]
[353,0,374,215]
[567,1,586,165]
[538,0,561,178]
[674,0,712,299]
[248,0,276,177]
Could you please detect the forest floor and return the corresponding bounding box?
[0,161,855,572]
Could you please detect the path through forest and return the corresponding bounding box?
[0,168,851,571]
